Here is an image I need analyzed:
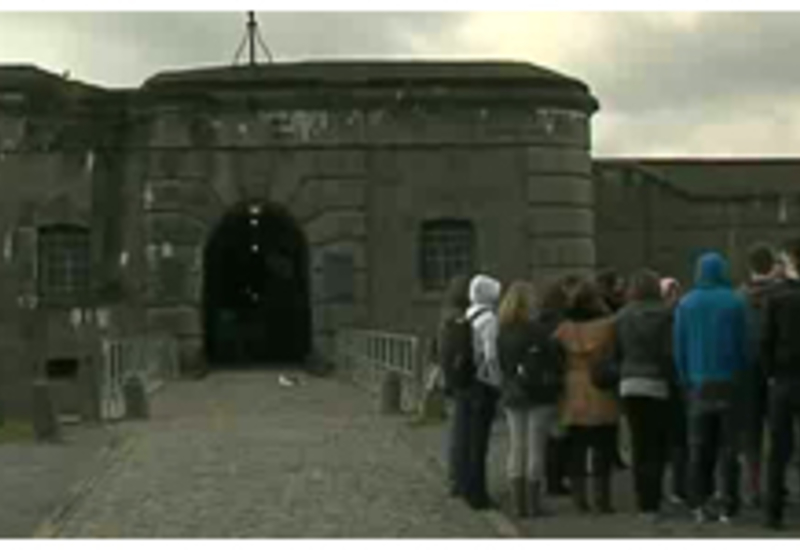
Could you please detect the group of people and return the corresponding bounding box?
[434,237,800,530]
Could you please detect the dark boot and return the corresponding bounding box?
[571,476,589,513]
[546,441,570,496]
[529,480,548,517]
[510,477,527,518]
[594,475,615,514]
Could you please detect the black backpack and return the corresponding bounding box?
[514,322,565,403]
[440,309,488,395]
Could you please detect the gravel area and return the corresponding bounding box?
[0,423,118,538]
[54,371,500,538]
[402,404,800,538]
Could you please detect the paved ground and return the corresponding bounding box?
[405,407,800,538]
[23,370,800,538]
[0,424,119,538]
[52,371,501,538]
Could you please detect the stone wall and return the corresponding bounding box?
[594,161,800,284]
[1,64,600,388]
[132,90,598,360]
[0,76,130,419]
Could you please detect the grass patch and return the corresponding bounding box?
[0,420,35,444]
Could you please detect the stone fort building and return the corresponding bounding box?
[0,60,799,419]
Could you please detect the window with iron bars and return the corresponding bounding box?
[37,225,91,303]
[419,219,476,291]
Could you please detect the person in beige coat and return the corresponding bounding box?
[554,279,620,514]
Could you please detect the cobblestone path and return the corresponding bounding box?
[406,411,800,538]
[0,425,117,537]
[54,371,499,538]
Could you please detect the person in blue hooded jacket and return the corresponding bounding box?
[674,252,749,525]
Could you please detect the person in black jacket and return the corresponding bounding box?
[435,274,473,498]
[597,267,629,472]
[497,281,563,517]
[660,277,689,506]
[739,243,784,508]
[597,268,626,314]
[762,238,800,530]
[615,269,675,520]
[541,278,575,496]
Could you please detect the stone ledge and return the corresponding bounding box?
[527,147,591,176]
[527,206,594,237]
[529,237,596,267]
[528,175,593,206]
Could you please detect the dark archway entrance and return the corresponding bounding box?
[203,201,311,366]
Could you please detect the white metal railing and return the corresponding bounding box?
[100,334,180,420]
[335,329,426,412]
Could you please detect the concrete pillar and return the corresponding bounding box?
[526,125,597,285]
[32,380,61,442]
[123,376,150,420]
[379,371,402,415]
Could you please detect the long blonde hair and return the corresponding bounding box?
[498,281,536,327]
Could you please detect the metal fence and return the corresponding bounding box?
[335,329,428,413]
[99,334,180,420]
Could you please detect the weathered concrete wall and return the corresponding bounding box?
[364,105,596,343]
[367,147,527,338]
[0,81,128,418]
[133,94,597,360]
[131,106,373,364]
[594,162,800,284]
[1,64,601,385]
[526,109,594,285]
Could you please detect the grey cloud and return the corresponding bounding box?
[582,13,800,116]
[0,12,464,87]
[544,13,800,155]
[3,12,800,157]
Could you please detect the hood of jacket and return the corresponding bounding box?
[695,252,731,289]
[676,253,748,389]
[469,274,502,309]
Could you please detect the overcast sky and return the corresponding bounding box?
[1,11,798,157]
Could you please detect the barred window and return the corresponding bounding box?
[38,225,90,302]
[419,219,476,291]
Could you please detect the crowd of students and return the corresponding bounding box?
[434,238,800,530]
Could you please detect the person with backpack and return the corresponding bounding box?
[434,274,473,497]
[554,279,619,514]
[762,239,800,530]
[674,251,749,525]
[440,273,503,510]
[739,243,784,509]
[615,269,675,520]
[497,281,564,518]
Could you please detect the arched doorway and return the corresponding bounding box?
[203,201,311,366]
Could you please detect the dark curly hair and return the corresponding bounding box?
[626,269,663,302]
[564,279,609,321]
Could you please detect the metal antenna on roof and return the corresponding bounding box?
[233,11,274,66]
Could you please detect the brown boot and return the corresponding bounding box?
[510,477,528,518]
